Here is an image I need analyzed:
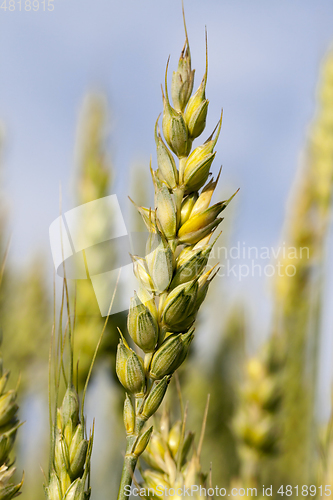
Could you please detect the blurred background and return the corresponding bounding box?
[1,0,333,498]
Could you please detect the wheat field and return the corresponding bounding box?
[0,2,333,499]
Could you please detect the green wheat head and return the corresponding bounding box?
[139,404,210,499]
[0,334,23,499]
[115,7,236,498]
[44,282,93,500]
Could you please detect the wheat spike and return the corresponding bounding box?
[139,401,210,499]
[0,334,23,499]
[116,8,236,498]
[273,48,333,486]
[233,337,284,488]
[44,282,93,500]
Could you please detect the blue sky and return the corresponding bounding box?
[1,0,333,263]
[1,0,333,411]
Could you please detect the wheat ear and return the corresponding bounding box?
[273,47,333,486]
[116,8,236,499]
[44,281,93,500]
[139,396,211,499]
[0,333,23,500]
[233,338,284,487]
